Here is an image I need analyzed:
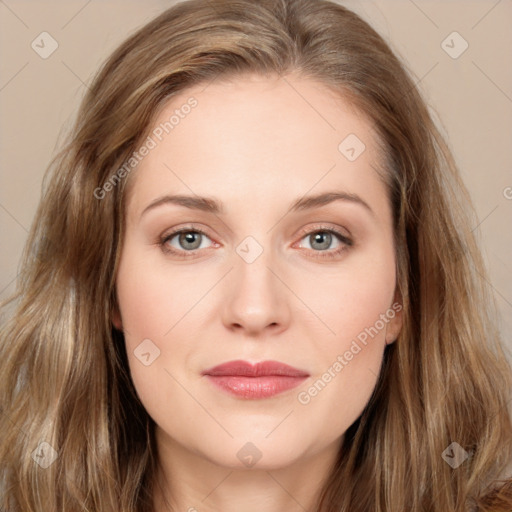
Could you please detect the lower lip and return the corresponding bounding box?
[205,375,308,399]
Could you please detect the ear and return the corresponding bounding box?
[112,301,123,331]
[385,287,403,345]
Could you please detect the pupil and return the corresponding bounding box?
[180,232,201,250]
[312,232,331,250]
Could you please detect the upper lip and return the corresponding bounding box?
[202,360,310,378]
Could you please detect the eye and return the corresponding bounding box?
[159,227,215,257]
[296,226,353,260]
[158,224,353,260]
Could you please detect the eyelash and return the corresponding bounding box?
[158,224,353,260]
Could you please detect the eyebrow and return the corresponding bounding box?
[140,191,374,218]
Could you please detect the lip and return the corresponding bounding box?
[202,360,309,399]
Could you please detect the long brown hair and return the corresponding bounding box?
[1,0,511,510]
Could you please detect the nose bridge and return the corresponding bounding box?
[221,233,289,333]
[236,235,273,288]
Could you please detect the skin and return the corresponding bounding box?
[113,72,402,512]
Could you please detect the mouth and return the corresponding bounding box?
[201,360,310,399]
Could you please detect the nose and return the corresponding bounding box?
[221,246,291,336]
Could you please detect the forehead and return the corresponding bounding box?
[124,73,388,220]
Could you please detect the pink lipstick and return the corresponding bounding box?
[202,360,309,399]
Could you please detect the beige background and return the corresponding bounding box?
[1,0,511,356]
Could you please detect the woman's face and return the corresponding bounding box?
[113,73,402,470]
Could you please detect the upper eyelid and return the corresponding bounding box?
[296,224,351,240]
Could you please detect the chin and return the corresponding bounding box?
[198,436,308,471]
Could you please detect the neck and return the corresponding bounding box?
[152,428,342,512]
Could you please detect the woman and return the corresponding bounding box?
[1,0,511,510]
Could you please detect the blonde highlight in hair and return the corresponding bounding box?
[1,0,511,510]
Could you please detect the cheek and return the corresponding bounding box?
[294,249,396,414]
[115,246,197,340]
[114,246,208,406]
[299,249,396,345]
